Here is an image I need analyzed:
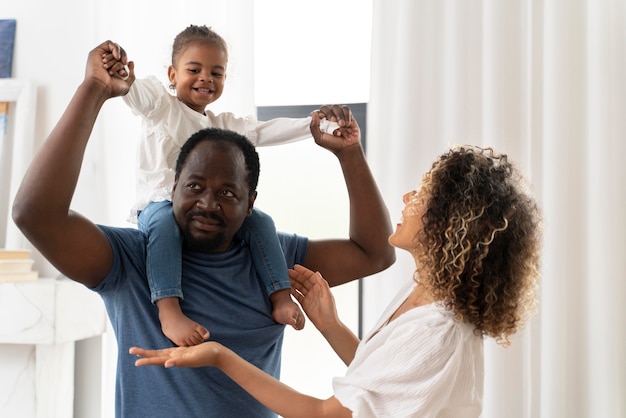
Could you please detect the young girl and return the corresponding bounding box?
[131,145,542,417]
[104,25,339,347]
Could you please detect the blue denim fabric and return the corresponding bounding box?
[139,201,290,304]
[138,200,183,302]
[238,208,291,295]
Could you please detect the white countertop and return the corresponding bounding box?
[0,277,107,344]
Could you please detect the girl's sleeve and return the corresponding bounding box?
[252,116,314,147]
[210,112,334,147]
[121,76,166,118]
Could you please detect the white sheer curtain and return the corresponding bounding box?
[364,1,626,417]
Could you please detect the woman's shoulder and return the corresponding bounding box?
[387,303,476,347]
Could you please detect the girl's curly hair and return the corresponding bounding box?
[415,146,542,346]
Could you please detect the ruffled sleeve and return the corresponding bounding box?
[122,76,168,119]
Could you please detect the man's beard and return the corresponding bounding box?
[181,227,227,252]
[181,211,227,252]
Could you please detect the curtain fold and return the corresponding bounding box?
[366,1,626,417]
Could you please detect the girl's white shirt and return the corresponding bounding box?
[123,76,326,221]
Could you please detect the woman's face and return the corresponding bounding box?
[388,189,427,252]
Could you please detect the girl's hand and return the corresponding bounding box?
[100,41,132,81]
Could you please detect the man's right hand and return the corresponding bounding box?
[85,40,134,98]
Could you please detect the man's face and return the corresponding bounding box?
[172,141,255,252]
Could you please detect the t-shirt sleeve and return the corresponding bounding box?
[276,231,309,268]
[90,225,147,295]
[332,308,474,417]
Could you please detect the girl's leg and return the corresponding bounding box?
[240,208,305,330]
[138,200,209,346]
[139,201,183,302]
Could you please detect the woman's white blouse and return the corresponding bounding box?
[333,281,484,418]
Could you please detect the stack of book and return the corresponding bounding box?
[0,249,39,282]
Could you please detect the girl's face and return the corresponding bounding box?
[168,42,228,114]
[388,189,427,252]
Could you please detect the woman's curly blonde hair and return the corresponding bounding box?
[415,145,542,346]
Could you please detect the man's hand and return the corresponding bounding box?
[85,40,134,97]
[310,105,361,155]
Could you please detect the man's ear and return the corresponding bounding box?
[171,180,178,199]
[247,191,257,216]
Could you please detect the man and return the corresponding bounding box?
[12,41,395,417]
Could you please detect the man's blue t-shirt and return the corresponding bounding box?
[93,225,308,418]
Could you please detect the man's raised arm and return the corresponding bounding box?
[12,41,134,287]
[302,107,396,287]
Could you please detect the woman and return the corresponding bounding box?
[130,145,542,417]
